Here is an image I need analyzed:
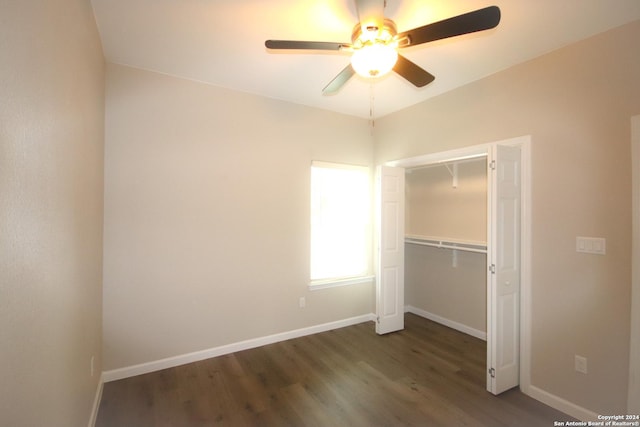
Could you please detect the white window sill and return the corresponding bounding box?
[309,275,375,291]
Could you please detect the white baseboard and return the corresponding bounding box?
[405,305,487,341]
[88,373,104,427]
[522,384,599,422]
[103,313,376,382]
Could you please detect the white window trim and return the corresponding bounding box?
[309,275,375,291]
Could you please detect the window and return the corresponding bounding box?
[310,161,372,288]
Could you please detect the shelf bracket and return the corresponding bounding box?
[444,163,458,188]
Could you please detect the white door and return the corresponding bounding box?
[487,144,522,394]
[375,166,405,334]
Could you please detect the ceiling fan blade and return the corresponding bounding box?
[322,64,356,95]
[397,6,500,47]
[355,0,385,32]
[265,40,349,51]
[393,54,435,88]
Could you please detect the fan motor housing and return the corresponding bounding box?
[351,18,397,47]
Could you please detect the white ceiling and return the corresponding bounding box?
[91,0,640,119]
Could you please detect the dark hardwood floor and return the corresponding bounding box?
[96,313,573,426]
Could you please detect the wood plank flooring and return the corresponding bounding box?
[96,314,573,426]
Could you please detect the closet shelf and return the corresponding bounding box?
[405,235,487,254]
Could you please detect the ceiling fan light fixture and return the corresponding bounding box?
[350,42,398,78]
[350,19,398,79]
[265,5,501,94]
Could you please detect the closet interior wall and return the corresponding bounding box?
[405,158,488,335]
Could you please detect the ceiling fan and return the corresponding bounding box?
[265,1,501,95]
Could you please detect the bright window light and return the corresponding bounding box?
[310,161,371,283]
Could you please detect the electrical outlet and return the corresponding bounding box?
[575,355,587,374]
[299,297,306,308]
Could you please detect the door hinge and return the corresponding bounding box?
[489,264,496,274]
[489,368,496,378]
[489,160,496,170]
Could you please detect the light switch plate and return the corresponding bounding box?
[576,237,606,255]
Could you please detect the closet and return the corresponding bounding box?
[404,157,488,340]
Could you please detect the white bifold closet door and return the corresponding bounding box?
[375,165,405,335]
[487,144,522,395]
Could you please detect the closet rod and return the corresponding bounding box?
[405,237,487,254]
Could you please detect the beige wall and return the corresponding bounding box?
[103,64,374,371]
[406,159,487,241]
[0,1,105,426]
[405,159,487,332]
[406,246,487,333]
[375,20,640,415]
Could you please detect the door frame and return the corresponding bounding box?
[630,115,640,413]
[383,135,532,392]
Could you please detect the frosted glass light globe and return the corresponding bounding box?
[350,43,398,78]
